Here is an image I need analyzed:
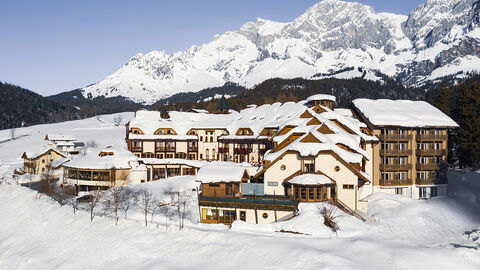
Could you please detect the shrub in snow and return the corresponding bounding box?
[321,205,339,234]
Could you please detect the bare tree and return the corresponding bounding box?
[149,198,169,225]
[82,140,98,156]
[119,187,138,219]
[103,186,124,225]
[114,115,123,126]
[89,189,102,222]
[72,197,78,214]
[139,189,153,227]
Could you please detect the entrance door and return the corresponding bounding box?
[240,211,246,222]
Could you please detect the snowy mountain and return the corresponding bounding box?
[82,0,480,104]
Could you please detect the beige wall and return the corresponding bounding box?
[143,141,155,153]
[263,153,301,196]
[314,154,359,210]
[25,150,64,175]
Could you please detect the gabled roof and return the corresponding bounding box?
[195,162,247,183]
[22,147,67,160]
[45,134,77,141]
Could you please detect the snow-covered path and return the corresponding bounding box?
[0,177,479,270]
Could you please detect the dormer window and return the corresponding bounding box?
[131,128,144,135]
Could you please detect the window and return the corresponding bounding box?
[267,181,278,187]
[209,183,220,187]
[226,183,232,196]
[301,188,306,199]
[316,188,322,200]
[240,211,246,222]
[419,187,427,199]
[206,149,210,160]
[309,188,315,200]
[42,168,45,172]
[153,168,165,179]
[166,153,174,159]
[280,165,286,171]
[42,159,45,163]
[200,136,203,142]
[262,213,268,219]
[334,166,340,172]
[343,184,354,189]
[395,188,403,195]
[188,153,196,160]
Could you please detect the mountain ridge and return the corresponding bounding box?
[80,0,480,104]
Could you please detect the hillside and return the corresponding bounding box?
[0,82,78,130]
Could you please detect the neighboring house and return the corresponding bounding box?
[351,99,458,200]
[45,134,84,155]
[62,143,147,193]
[22,147,67,175]
[197,162,297,225]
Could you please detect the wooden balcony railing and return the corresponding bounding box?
[131,147,142,152]
[416,149,446,156]
[188,147,198,152]
[416,163,441,170]
[156,147,176,152]
[380,164,412,171]
[218,147,229,154]
[379,179,413,186]
[379,134,412,141]
[380,149,412,156]
[416,134,448,141]
[234,148,252,154]
[415,177,448,185]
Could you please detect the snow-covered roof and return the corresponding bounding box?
[128,101,310,138]
[63,141,137,170]
[50,157,71,169]
[353,99,459,128]
[306,94,336,103]
[288,174,333,186]
[45,134,77,141]
[195,162,247,183]
[55,141,75,147]
[22,146,67,160]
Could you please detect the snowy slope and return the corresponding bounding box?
[0,113,479,269]
[81,0,480,104]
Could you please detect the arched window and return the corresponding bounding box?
[210,137,214,143]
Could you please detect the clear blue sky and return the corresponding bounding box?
[0,0,425,96]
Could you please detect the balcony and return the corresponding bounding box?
[234,148,252,155]
[380,149,412,156]
[380,164,412,171]
[218,147,229,154]
[416,149,446,156]
[198,195,298,212]
[416,134,448,141]
[415,177,448,185]
[416,163,441,170]
[131,146,142,152]
[188,147,198,152]
[379,178,413,186]
[241,183,264,196]
[156,147,176,152]
[379,134,412,141]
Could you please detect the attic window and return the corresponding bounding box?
[262,213,268,219]
[280,165,286,171]
[334,166,340,172]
